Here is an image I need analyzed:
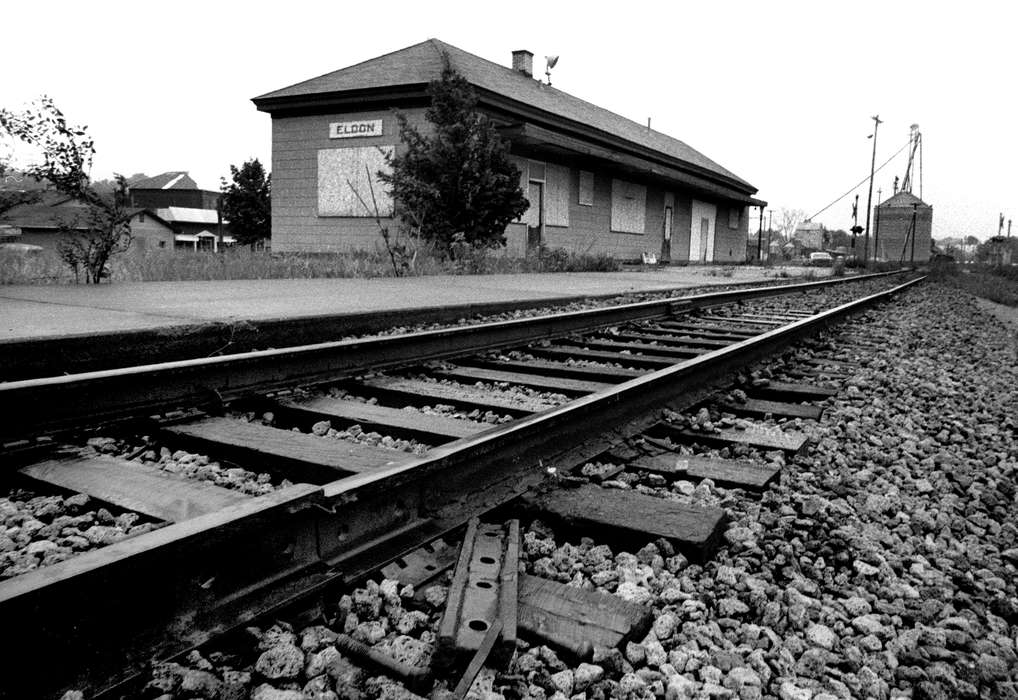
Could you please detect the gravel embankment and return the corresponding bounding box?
[508,282,1018,700]
[121,280,1017,700]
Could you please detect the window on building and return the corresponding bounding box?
[578,171,594,206]
[610,178,646,234]
[158,240,166,248]
[138,212,145,222]
[318,146,394,217]
[729,207,741,230]
[545,164,570,227]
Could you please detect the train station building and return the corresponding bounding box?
[254,39,765,262]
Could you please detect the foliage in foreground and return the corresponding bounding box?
[378,57,528,257]
[0,244,622,284]
[0,97,133,283]
[220,159,271,247]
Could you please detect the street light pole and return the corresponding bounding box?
[863,114,882,267]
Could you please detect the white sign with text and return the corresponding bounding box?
[329,120,383,139]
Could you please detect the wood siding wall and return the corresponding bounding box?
[269,110,750,262]
[271,109,428,253]
[712,203,749,262]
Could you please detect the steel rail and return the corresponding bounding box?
[0,270,905,444]
[0,275,922,699]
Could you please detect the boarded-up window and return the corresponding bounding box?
[578,171,594,206]
[729,207,741,229]
[611,179,646,234]
[318,146,394,217]
[545,163,570,227]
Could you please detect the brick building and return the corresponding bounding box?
[253,39,764,262]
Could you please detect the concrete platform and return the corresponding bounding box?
[0,265,827,342]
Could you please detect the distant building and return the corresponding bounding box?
[155,206,234,251]
[984,236,1014,266]
[0,194,176,251]
[129,172,221,211]
[793,221,824,250]
[874,191,932,263]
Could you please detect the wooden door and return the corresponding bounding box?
[699,217,710,262]
[527,181,544,252]
[661,206,673,261]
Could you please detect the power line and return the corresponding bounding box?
[807,140,911,221]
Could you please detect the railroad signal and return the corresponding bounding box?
[850,224,863,249]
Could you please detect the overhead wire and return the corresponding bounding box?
[807,140,911,221]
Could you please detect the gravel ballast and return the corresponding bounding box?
[116,281,1017,699]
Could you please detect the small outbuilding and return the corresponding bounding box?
[793,221,825,251]
[253,39,765,262]
[873,191,932,263]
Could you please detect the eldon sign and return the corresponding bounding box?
[329,120,383,139]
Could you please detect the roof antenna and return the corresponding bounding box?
[544,55,559,85]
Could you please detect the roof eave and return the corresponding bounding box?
[477,89,756,196]
[252,84,431,115]
[253,81,757,196]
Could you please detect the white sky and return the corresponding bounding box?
[3,0,1015,241]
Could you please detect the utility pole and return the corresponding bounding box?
[873,188,882,261]
[863,114,882,267]
[766,209,773,263]
[910,203,917,264]
[756,205,764,262]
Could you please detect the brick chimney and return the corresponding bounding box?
[512,50,533,77]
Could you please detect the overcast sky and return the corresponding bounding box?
[3,0,1015,241]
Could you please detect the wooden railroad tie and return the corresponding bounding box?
[19,449,248,522]
[653,421,809,455]
[609,442,780,491]
[716,397,823,421]
[517,573,652,660]
[521,483,727,561]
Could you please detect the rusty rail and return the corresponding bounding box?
[0,274,922,699]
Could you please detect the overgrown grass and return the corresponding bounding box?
[928,261,1018,307]
[0,243,622,285]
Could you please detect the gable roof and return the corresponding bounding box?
[878,191,930,208]
[156,206,225,224]
[131,171,199,190]
[255,39,755,193]
[1,199,173,231]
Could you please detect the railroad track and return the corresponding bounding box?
[0,271,921,699]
